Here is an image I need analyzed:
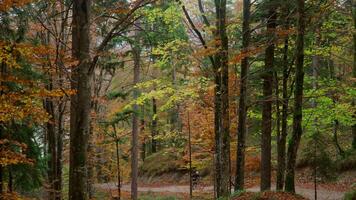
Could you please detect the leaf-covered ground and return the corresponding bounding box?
[232,191,308,200]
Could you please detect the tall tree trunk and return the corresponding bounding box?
[131,42,141,200]
[151,98,157,153]
[285,0,305,193]
[55,102,64,200]
[277,7,290,189]
[188,111,193,198]
[115,138,121,200]
[352,0,356,149]
[235,0,251,191]
[44,69,56,199]
[277,34,289,190]
[0,165,2,196]
[87,123,95,199]
[214,0,230,197]
[261,0,276,191]
[0,62,6,197]
[45,97,56,200]
[141,106,146,161]
[69,0,92,199]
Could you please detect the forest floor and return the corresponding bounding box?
[96,183,344,200]
[95,169,355,200]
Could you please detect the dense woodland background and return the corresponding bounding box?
[0,0,355,199]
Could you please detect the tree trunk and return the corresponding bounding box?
[151,98,157,153]
[131,41,141,200]
[69,0,92,199]
[352,0,356,149]
[45,97,56,200]
[7,168,12,193]
[285,0,305,193]
[261,1,276,191]
[188,111,193,198]
[55,103,64,200]
[115,139,121,200]
[235,0,251,191]
[277,32,289,190]
[214,0,230,197]
[141,106,146,161]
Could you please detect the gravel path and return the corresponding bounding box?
[96,183,345,200]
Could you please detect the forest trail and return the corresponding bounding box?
[96,183,345,200]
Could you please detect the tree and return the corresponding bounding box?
[69,0,92,199]
[261,0,277,191]
[131,30,141,200]
[214,0,230,197]
[276,1,290,190]
[352,0,356,149]
[285,0,306,193]
[235,0,251,191]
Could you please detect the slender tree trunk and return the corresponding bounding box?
[7,169,12,193]
[0,62,6,197]
[277,36,289,191]
[277,10,290,189]
[0,165,2,196]
[188,111,193,199]
[141,106,146,161]
[352,0,356,149]
[235,0,251,191]
[311,43,319,200]
[214,0,230,197]
[261,0,276,191]
[131,41,141,200]
[115,139,121,200]
[69,0,92,199]
[274,70,281,189]
[87,123,95,199]
[285,0,305,193]
[45,83,56,200]
[55,103,64,200]
[151,98,157,153]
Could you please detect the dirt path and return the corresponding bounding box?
[96,183,345,200]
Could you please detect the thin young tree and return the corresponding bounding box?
[285,0,306,193]
[352,0,356,149]
[131,32,141,200]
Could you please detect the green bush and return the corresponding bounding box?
[343,190,356,200]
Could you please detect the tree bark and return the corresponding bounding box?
[115,139,121,200]
[141,106,146,161]
[352,0,356,149]
[235,0,251,191]
[285,0,305,193]
[69,0,92,199]
[214,0,230,197]
[55,102,64,200]
[188,111,193,199]
[45,96,56,200]
[277,11,289,190]
[261,0,277,191]
[131,40,141,200]
[151,98,158,154]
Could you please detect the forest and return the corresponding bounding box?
[0,0,355,199]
